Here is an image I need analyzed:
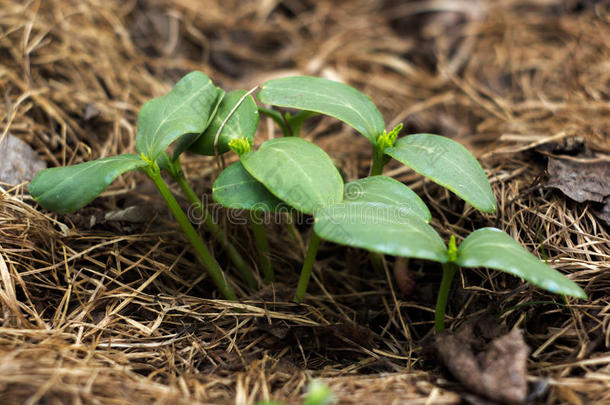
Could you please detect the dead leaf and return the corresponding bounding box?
[540,140,610,225]
[546,158,610,203]
[0,134,46,186]
[434,322,529,404]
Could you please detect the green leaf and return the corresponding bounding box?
[189,90,259,156]
[314,202,448,262]
[30,154,146,213]
[456,228,586,298]
[172,89,225,160]
[156,152,173,172]
[258,76,386,144]
[385,134,497,213]
[240,137,343,215]
[213,162,284,212]
[344,176,431,221]
[136,71,220,160]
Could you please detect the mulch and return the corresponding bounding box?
[0,0,609,403]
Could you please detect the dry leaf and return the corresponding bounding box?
[434,323,529,404]
[546,157,610,225]
[0,134,46,186]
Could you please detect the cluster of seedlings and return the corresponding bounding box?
[30,72,586,332]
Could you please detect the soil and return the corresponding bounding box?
[0,0,609,404]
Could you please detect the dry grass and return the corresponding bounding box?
[1,0,609,403]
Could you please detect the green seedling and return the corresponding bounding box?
[257,75,496,212]
[166,88,261,288]
[213,136,344,301]
[184,88,278,285]
[213,138,436,302]
[314,203,587,332]
[30,70,586,325]
[249,75,585,320]
[254,75,493,299]
[30,72,259,300]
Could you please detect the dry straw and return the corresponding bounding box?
[0,0,609,403]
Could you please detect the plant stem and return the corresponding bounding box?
[258,107,317,138]
[170,161,256,289]
[146,169,238,301]
[258,107,292,137]
[370,146,385,176]
[369,251,385,277]
[285,110,317,137]
[250,211,274,283]
[368,146,388,276]
[434,262,458,333]
[294,232,322,303]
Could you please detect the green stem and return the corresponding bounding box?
[370,145,385,176]
[170,161,256,289]
[294,232,322,303]
[250,212,274,283]
[369,251,385,277]
[258,107,317,138]
[434,262,458,333]
[367,164,385,273]
[146,168,238,301]
[368,140,386,272]
[258,106,292,137]
[285,111,317,137]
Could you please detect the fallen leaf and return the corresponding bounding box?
[434,321,529,404]
[0,134,46,186]
[546,158,610,203]
[540,140,610,225]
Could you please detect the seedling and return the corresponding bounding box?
[258,75,496,212]
[214,137,438,302]
[314,203,586,331]
[29,71,586,326]
[213,136,344,301]
[251,75,495,301]
[30,72,260,300]
[234,75,586,320]
[165,87,261,288]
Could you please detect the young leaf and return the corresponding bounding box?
[344,176,431,222]
[456,228,586,298]
[258,76,385,144]
[172,89,225,159]
[240,137,343,215]
[385,134,497,213]
[314,202,448,263]
[213,162,284,212]
[29,154,146,213]
[189,90,259,156]
[136,71,221,160]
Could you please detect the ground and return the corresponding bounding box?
[0,1,609,404]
